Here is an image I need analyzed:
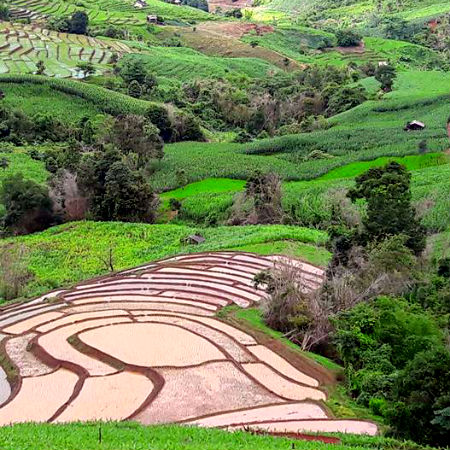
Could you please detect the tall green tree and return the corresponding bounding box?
[69,10,89,35]
[0,173,55,235]
[374,63,396,92]
[348,162,425,254]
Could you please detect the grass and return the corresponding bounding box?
[0,75,171,130]
[220,306,341,371]
[0,82,106,123]
[0,149,49,186]
[225,240,331,267]
[119,50,278,84]
[317,152,449,180]
[152,70,450,191]
[161,178,246,199]
[0,421,431,450]
[163,156,449,232]
[0,221,328,301]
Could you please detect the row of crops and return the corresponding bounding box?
[0,24,132,77]
[10,0,214,24]
[0,74,168,120]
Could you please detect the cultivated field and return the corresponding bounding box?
[9,0,213,24]
[0,251,376,435]
[0,23,132,77]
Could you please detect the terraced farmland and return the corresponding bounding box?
[0,251,376,435]
[9,0,213,24]
[0,23,132,77]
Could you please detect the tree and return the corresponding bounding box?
[0,173,55,235]
[143,73,158,93]
[127,80,142,98]
[348,162,426,254]
[69,10,89,35]
[35,60,46,75]
[374,63,396,92]
[76,61,95,78]
[103,114,163,167]
[108,52,118,65]
[245,171,283,224]
[326,86,367,116]
[0,156,8,170]
[418,139,427,154]
[336,29,362,47]
[385,347,450,446]
[0,3,10,20]
[102,161,158,222]
[118,56,147,85]
[77,147,159,222]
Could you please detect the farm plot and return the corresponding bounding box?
[0,251,377,436]
[0,23,133,77]
[9,0,213,24]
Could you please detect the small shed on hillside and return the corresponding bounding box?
[404,120,425,131]
[134,0,147,8]
[146,14,158,23]
[183,234,206,245]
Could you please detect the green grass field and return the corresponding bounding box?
[162,154,449,232]
[0,421,430,450]
[151,70,450,190]
[0,149,49,186]
[119,49,278,84]
[256,0,450,25]
[0,221,328,301]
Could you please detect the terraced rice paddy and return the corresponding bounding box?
[9,0,213,24]
[0,23,132,77]
[0,251,376,436]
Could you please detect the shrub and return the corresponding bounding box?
[336,29,362,47]
[0,173,56,235]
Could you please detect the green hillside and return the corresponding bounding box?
[0,0,449,447]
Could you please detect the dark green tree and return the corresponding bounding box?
[0,156,8,170]
[35,60,46,75]
[103,114,163,167]
[374,63,396,92]
[0,173,55,235]
[127,80,142,98]
[69,11,89,35]
[102,161,158,222]
[348,162,426,254]
[118,56,147,85]
[0,2,10,20]
[143,73,158,93]
[76,61,95,78]
[386,347,450,446]
[336,29,362,47]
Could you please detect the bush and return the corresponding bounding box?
[0,173,56,235]
[336,29,362,47]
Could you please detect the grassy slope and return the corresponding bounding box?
[0,82,106,123]
[10,0,213,24]
[120,49,278,83]
[152,70,450,190]
[162,155,449,232]
[258,0,449,23]
[0,221,327,301]
[0,422,428,450]
[0,149,49,186]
